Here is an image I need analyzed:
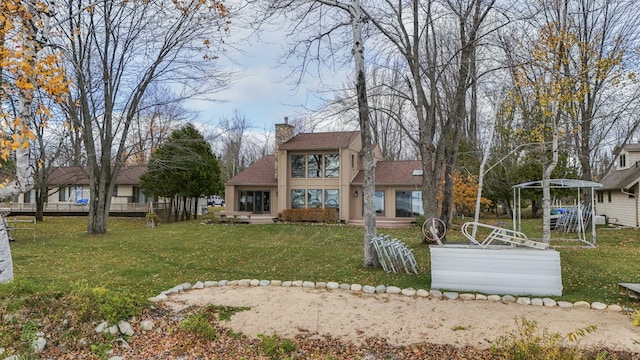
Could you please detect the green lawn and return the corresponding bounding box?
[2,215,639,305]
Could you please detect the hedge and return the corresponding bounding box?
[281,208,338,223]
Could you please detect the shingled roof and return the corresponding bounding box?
[278,131,360,150]
[599,164,640,190]
[352,160,423,185]
[48,166,147,186]
[227,156,277,186]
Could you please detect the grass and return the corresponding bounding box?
[2,214,639,306]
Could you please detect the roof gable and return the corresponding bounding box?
[227,156,277,185]
[278,131,360,151]
[599,164,640,190]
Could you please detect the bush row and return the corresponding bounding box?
[281,208,338,223]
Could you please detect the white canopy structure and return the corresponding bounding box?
[512,179,603,248]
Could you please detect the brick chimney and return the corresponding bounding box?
[274,117,295,179]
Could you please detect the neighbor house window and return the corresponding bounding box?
[112,186,118,197]
[607,190,611,202]
[308,154,323,178]
[23,191,31,203]
[395,190,424,217]
[324,189,339,210]
[58,187,67,202]
[291,155,305,178]
[307,189,322,208]
[324,154,339,177]
[291,189,305,208]
[597,191,604,203]
[620,153,627,168]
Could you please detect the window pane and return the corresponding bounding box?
[58,187,66,202]
[239,191,247,211]
[395,191,412,217]
[291,155,305,178]
[411,191,424,216]
[291,189,305,209]
[308,154,323,178]
[324,154,339,178]
[307,189,322,208]
[375,191,384,216]
[325,189,339,210]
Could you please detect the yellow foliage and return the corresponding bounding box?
[452,172,492,217]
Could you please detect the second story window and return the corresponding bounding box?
[325,154,339,177]
[619,153,627,168]
[308,154,323,178]
[291,155,305,178]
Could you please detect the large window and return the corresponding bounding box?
[307,189,323,208]
[291,189,305,208]
[291,155,305,178]
[395,190,424,217]
[325,154,339,178]
[325,189,339,210]
[308,154,323,178]
[375,191,385,216]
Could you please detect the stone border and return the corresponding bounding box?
[150,279,626,313]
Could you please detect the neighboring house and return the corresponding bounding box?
[13,166,150,205]
[596,143,640,227]
[225,121,426,224]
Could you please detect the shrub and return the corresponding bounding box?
[258,333,297,359]
[281,208,338,223]
[178,306,219,341]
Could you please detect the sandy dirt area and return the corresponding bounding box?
[164,285,640,353]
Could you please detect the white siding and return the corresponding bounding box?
[430,246,562,296]
[596,190,638,227]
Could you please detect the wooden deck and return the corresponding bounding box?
[0,203,165,217]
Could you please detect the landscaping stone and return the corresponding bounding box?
[416,289,429,297]
[502,295,516,303]
[204,281,218,287]
[516,297,531,306]
[181,282,192,290]
[292,280,304,287]
[32,337,46,352]
[218,280,228,286]
[282,281,292,287]
[95,321,108,333]
[238,279,251,286]
[543,298,557,307]
[140,320,154,331]
[363,285,376,294]
[557,301,573,309]
[487,295,501,301]
[229,280,239,285]
[573,301,590,309]
[475,294,487,301]
[108,357,124,360]
[607,304,623,312]
[108,325,119,335]
[327,282,339,290]
[351,284,363,291]
[430,290,443,299]
[591,302,607,310]
[270,280,282,287]
[459,293,475,301]
[375,285,386,294]
[386,286,401,295]
[118,320,134,336]
[340,283,351,290]
[250,279,260,287]
[303,281,315,288]
[401,288,416,296]
[149,294,168,303]
[259,280,270,286]
[531,298,544,306]
[316,282,327,289]
[192,281,204,289]
[443,292,459,300]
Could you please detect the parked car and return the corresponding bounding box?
[208,195,225,207]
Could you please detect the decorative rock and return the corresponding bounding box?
[591,302,607,310]
[108,357,124,360]
[531,298,544,306]
[475,294,487,301]
[0,347,4,355]
[108,325,119,335]
[238,279,251,286]
[270,280,282,287]
[229,280,239,285]
[459,293,475,301]
[363,285,376,294]
[443,292,459,300]
[573,301,590,309]
[502,295,516,303]
[259,280,270,286]
[250,279,260,286]
[181,282,192,290]
[140,320,154,331]
[543,298,557,307]
[292,280,304,287]
[401,288,416,296]
[339,283,351,290]
[192,281,204,289]
[606,304,622,312]
[416,289,429,297]
[386,286,401,295]
[558,301,573,308]
[149,294,168,303]
[487,295,501,301]
[316,282,327,289]
[204,281,218,287]
[32,337,46,352]
[282,281,292,287]
[303,281,315,288]
[516,297,531,306]
[118,320,134,336]
[327,282,340,290]
[95,321,109,333]
[375,285,387,294]
[218,280,228,286]
[430,290,443,299]
[351,284,363,291]
[78,338,90,348]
